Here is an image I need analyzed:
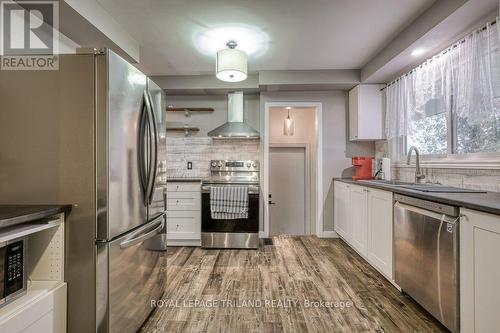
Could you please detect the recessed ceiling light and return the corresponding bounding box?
[411,48,426,57]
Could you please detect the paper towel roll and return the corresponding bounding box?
[382,158,391,181]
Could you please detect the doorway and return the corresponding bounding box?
[269,146,309,236]
[264,104,322,237]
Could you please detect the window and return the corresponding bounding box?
[385,18,500,161]
[455,111,500,154]
[407,97,448,155]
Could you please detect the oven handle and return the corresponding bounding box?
[394,201,457,224]
[201,185,259,194]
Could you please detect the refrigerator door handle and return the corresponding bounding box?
[138,94,149,205]
[119,214,165,249]
[143,90,157,206]
[146,91,159,205]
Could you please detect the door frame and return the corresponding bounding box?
[268,143,311,236]
[263,102,323,238]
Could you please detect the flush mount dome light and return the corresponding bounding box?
[216,41,248,82]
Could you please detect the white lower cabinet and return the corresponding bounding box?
[334,181,393,281]
[166,182,201,246]
[349,185,368,257]
[367,188,393,279]
[334,181,351,242]
[460,208,500,333]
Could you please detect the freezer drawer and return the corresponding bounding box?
[105,215,166,333]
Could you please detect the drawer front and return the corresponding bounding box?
[166,192,200,211]
[167,211,201,237]
[167,183,200,192]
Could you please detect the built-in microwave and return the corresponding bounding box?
[0,237,27,307]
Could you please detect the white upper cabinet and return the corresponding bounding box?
[349,84,385,141]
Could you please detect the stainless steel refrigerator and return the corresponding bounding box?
[0,49,167,332]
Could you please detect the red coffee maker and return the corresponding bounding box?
[352,157,374,180]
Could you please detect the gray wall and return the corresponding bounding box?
[260,91,375,234]
[165,94,260,136]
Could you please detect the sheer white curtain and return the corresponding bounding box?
[385,75,410,160]
[385,17,500,159]
[385,50,451,158]
[452,17,500,125]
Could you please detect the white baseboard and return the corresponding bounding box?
[319,231,338,238]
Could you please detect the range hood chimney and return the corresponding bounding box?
[208,91,260,139]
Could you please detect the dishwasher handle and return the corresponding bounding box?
[394,201,458,224]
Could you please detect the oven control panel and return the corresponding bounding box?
[210,160,259,172]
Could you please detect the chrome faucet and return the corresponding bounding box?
[407,146,425,183]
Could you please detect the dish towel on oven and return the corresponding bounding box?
[210,185,249,219]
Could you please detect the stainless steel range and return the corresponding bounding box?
[201,160,260,249]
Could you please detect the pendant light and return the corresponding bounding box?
[283,107,294,136]
[216,41,248,82]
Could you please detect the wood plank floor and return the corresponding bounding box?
[141,236,447,333]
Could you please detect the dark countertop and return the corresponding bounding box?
[167,177,204,182]
[0,205,72,229]
[334,178,500,216]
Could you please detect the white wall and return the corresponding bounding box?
[261,91,375,233]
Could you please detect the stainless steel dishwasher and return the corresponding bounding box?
[394,194,460,333]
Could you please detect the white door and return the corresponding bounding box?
[349,185,368,256]
[334,181,351,242]
[367,188,393,279]
[269,147,306,236]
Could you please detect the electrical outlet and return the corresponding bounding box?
[187,161,193,170]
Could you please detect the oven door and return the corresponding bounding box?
[201,189,259,249]
[201,192,259,233]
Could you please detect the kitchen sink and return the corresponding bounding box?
[399,184,486,193]
[359,179,415,187]
[359,179,486,193]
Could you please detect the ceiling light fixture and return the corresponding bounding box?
[216,41,248,82]
[283,108,294,136]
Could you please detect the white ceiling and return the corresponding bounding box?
[96,0,436,75]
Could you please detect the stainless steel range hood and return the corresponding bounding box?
[208,91,260,139]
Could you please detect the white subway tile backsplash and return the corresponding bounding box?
[166,137,260,178]
[393,166,500,192]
